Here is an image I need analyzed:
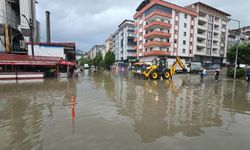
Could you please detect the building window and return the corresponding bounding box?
[184,32,187,36]
[183,40,186,45]
[184,14,188,19]
[150,48,153,51]
[175,30,178,34]
[161,19,164,22]
[184,23,187,28]
[183,49,186,53]
[189,49,192,54]
[191,25,194,29]
[174,39,177,43]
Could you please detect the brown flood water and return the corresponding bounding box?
[0,70,250,150]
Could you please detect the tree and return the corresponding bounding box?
[104,51,115,70]
[93,52,103,69]
[79,57,92,66]
[227,43,250,67]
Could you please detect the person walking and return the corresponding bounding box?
[215,69,220,82]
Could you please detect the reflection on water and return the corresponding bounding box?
[0,79,77,150]
[90,72,250,143]
[0,71,250,150]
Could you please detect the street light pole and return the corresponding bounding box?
[230,19,241,80]
[22,14,34,57]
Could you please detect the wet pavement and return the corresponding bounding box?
[0,71,250,150]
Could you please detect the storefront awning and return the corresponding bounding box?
[0,54,61,66]
[59,60,76,66]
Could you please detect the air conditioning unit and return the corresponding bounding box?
[19,40,27,49]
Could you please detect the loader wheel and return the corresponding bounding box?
[150,71,159,80]
[162,70,171,80]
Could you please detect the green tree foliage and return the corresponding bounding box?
[227,67,246,78]
[93,52,103,69]
[227,43,250,66]
[104,51,115,70]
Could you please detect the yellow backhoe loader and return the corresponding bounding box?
[143,56,187,80]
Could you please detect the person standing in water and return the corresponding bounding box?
[215,69,220,82]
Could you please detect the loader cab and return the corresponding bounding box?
[153,57,168,71]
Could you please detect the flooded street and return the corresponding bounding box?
[1,71,250,150]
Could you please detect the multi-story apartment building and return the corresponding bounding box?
[0,0,39,53]
[134,0,198,64]
[103,35,114,57]
[186,2,231,65]
[89,44,105,59]
[228,26,250,50]
[113,20,137,63]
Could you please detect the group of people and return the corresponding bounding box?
[200,68,220,82]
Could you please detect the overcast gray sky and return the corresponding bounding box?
[36,0,250,51]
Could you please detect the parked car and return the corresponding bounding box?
[246,68,250,81]
[186,62,202,73]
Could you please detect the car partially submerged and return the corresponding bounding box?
[131,62,151,78]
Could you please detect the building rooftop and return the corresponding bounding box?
[134,0,197,19]
[118,20,135,28]
[189,2,231,16]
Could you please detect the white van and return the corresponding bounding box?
[186,62,202,73]
[84,64,90,69]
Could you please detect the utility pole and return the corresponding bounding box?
[230,19,241,80]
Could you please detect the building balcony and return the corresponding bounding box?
[214,21,220,26]
[144,41,171,48]
[145,11,172,21]
[127,33,135,37]
[134,22,139,26]
[219,50,225,56]
[143,50,170,57]
[197,34,206,39]
[127,53,137,57]
[197,42,206,48]
[134,38,138,42]
[134,46,138,50]
[198,25,207,31]
[144,31,171,39]
[214,29,220,34]
[145,21,171,30]
[199,16,208,22]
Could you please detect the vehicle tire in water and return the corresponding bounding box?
[162,70,171,80]
[150,71,159,80]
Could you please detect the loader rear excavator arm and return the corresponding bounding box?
[169,57,187,77]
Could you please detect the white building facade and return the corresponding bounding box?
[186,2,230,65]
[113,20,137,63]
[89,45,105,59]
[0,0,39,53]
